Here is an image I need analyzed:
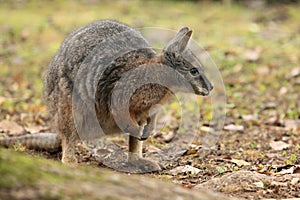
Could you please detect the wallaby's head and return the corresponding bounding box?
[161,27,213,96]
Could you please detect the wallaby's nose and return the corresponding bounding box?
[208,82,214,91]
[208,84,214,91]
[202,75,213,92]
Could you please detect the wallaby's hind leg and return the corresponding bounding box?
[56,113,78,164]
[61,133,78,164]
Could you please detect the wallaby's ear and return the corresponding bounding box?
[178,30,192,52]
[176,27,190,38]
[164,27,193,53]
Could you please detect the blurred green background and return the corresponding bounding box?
[0,0,299,125]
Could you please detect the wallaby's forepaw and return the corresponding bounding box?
[140,125,151,141]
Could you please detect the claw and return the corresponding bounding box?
[139,135,148,141]
[139,125,150,141]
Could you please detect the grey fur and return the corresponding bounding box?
[1,20,213,171]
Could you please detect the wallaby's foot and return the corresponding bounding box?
[61,135,78,165]
[126,135,161,172]
[127,154,161,173]
[61,153,78,166]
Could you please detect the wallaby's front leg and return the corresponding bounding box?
[123,118,144,161]
[128,115,157,159]
[128,124,161,172]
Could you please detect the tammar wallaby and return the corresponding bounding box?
[1,20,213,171]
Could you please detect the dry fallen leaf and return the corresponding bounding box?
[277,166,295,175]
[284,119,300,130]
[146,145,162,153]
[200,126,214,133]
[169,165,201,175]
[270,180,288,187]
[162,132,175,143]
[220,157,250,167]
[0,120,24,135]
[184,149,198,156]
[291,178,299,185]
[256,66,270,75]
[261,102,277,110]
[290,67,300,77]
[224,124,244,132]
[264,113,282,126]
[24,124,48,134]
[0,96,13,105]
[242,114,257,122]
[269,140,290,151]
[230,159,251,167]
[253,181,265,188]
[244,47,262,62]
[183,184,197,189]
[153,131,175,143]
[279,86,288,95]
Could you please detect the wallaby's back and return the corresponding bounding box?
[44,20,156,164]
[44,20,150,118]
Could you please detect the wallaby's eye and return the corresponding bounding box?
[190,67,199,76]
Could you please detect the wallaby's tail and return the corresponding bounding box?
[0,133,61,152]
